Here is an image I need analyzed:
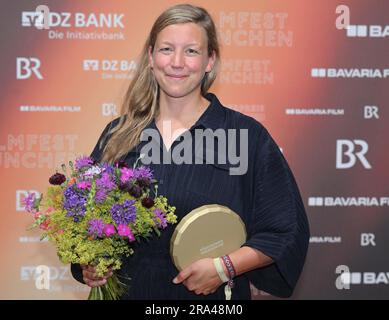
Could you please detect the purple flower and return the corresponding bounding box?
[75,156,94,170]
[77,181,91,189]
[88,219,105,237]
[24,192,38,213]
[134,166,153,180]
[134,166,153,188]
[117,224,135,241]
[103,224,116,237]
[94,189,107,203]
[63,185,87,222]
[110,199,136,225]
[96,172,116,191]
[120,168,134,183]
[101,163,115,174]
[154,208,167,229]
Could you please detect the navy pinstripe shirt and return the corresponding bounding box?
[71,93,310,299]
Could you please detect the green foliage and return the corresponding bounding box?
[29,170,176,278]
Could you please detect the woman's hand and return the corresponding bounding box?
[173,258,223,295]
[81,264,113,288]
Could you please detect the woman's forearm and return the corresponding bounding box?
[223,246,274,277]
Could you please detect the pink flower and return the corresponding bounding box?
[128,228,135,242]
[120,168,134,183]
[39,219,50,230]
[77,181,91,189]
[33,211,44,220]
[117,224,135,241]
[103,224,116,237]
[33,209,53,230]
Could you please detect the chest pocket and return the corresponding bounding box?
[187,159,240,209]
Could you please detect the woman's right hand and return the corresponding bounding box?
[81,264,113,288]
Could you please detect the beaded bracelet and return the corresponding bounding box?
[221,255,236,289]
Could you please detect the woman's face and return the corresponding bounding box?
[149,22,215,100]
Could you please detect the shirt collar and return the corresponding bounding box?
[193,93,226,131]
[144,92,226,132]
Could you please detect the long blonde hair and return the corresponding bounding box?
[101,4,220,163]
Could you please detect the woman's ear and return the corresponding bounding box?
[148,46,154,69]
[205,50,216,73]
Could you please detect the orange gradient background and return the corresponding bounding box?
[0,0,388,299]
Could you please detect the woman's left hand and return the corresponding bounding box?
[172,258,223,295]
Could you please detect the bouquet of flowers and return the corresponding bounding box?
[24,155,177,300]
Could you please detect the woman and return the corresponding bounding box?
[71,4,310,300]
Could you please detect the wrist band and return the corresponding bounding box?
[221,255,236,301]
[221,255,236,279]
[213,258,229,283]
[213,257,232,300]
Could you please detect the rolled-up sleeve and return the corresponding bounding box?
[243,128,310,298]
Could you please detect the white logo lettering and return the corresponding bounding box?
[35,265,50,290]
[364,106,379,119]
[16,57,43,79]
[335,5,350,30]
[102,103,118,116]
[336,139,371,169]
[335,265,350,290]
[83,59,99,71]
[361,233,376,247]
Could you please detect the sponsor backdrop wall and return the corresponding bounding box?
[0,0,387,299]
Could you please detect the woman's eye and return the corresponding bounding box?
[159,47,172,53]
[186,48,199,55]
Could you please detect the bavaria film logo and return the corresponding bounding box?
[311,68,389,79]
[308,196,389,207]
[346,25,389,38]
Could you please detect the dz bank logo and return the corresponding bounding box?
[16,57,43,79]
[336,139,371,169]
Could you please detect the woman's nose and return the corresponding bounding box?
[171,51,184,68]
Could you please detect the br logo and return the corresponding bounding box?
[336,139,371,169]
[16,57,43,80]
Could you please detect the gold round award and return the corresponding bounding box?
[170,204,247,271]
